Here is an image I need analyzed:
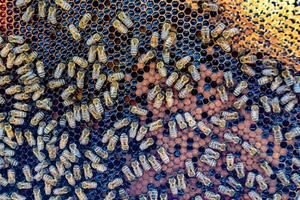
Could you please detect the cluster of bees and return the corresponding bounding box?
[0,0,299,199]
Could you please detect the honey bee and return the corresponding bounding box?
[273,193,282,200]
[161,22,171,40]
[185,159,196,177]
[83,162,93,179]
[81,181,97,189]
[69,24,81,41]
[24,130,36,147]
[79,13,92,29]
[262,67,278,76]
[291,173,300,188]
[97,45,107,64]
[129,122,139,138]
[5,85,22,95]
[79,128,90,145]
[218,185,235,197]
[196,171,212,186]
[11,193,26,200]
[242,141,259,156]
[81,104,90,122]
[0,96,5,105]
[276,85,291,95]
[240,65,255,77]
[257,76,273,86]
[184,112,197,128]
[259,96,271,113]
[200,154,217,167]
[87,33,102,46]
[48,6,57,24]
[104,91,114,107]
[33,187,42,200]
[187,65,200,81]
[108,72,124,82]
[277,170,290,186]
[92,98,104,113]
[216,37,231,52]
[54,63,66,79]
[204,191,221,200]
[139,154,151,171]
[240,54,257,64]
[117,11,133,28]
[202,3,218,11]
[148,155,161,172]
[259,160,273,177]
[149,32,160,48]
[223,71,234,88]
[136,125,148,141]
[164,89,174,108]
[168,177,178,195]
[37,135,44,150]
[204,148,220,160]
[234,162,245,178]
[102,128,115,143]
[224,131,242,144]
[0,75,12,87]
[84,150,100,163]
[148,119,163,132]
[13,44,30,54]
[147,85,161,101]
[256,174,268,190]
[53,186,71,195]
[104,190,116,200]
[22,6,34,22]
[138,50,156,65]
[7,169,16,184]
[75,187,88,200]
[155,61,167,77]
[114,118,130,129]
[148,189,158,200]
[32,86,44,101]
[162,49,170,64]
[72,165,81,181]
[210,116,226,128]
[233,81,248,96]
[293,76,300,93]
[131,160,143,177]
[95,73,107,90]
[120,133,129,151]
[233,95,248,109]
[222,111,238,121]
[284,99,298,112]
[0,43,13,58]
[281,69,295,86]
[281,92,296,105]
[6,52,16,69]
[36,98,52,111]
[122,165,136,181]
[175,113,187,130]
[139,137,154,150]
[47,79,66,89]
[157,146,170,164]
[211,22,226,38]
[197,121,212,136]
[272,125,283,143]
[164,31,176,49]
[130,38,139,57]
[94,146,108,159]
[61,85,76,100]
[44,120,58,134]
[178,83,193,99]
[66,61,76,78]
[130,105,148,116]
[107,135,118,152]
[153,92,164,109]
[226,176,243,191]
[7,35,23,44]
[245,172,256,188]
[49,165,60,180]
[174,75,189,91]
[113,19,128,34]
[108,178,124,190]
[222,27,240,39]
[176,56,191,70]
[201,26,210,44]
[110,81,119,99]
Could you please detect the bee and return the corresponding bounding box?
[187,65,200,82]
[139,137,154,150]
[178,83,193,99]
[168,177,178,195]
[223,71,234,88]
[165,72,178,87]
[148,155,161,172]
[84,150,100,163]
[164,89,174,108]
[202,3,218,11]
[75,187,88,200]
[216,37,231,52]
[113,19,128,34]
[72,165,81,181]
[136,125,148,141]
[10,193,26,200]
[53,186,71,196]
[103,91,114,107]
[164,31,176,49]
[240,54,257,64]
[148,189,158,200]
[249,104,260,122]
[240,64,255,77]
[117,11,133,28]
[0,43,13,58]
[256,174,268,190]
[204,191,221,200]
[284,99,298,112]
[122,165,136,181]
[9,117,24,125]
[200,26,210,44]
[258,96,271,113]
[243,171,256,188]
[97,45,107,64]
[24,130,36,147]
[235,162,245,178]
[156,146,169,164]
[128,122,138,139]
[281,69,295,86]
[65,61,76,78]
[233,81,248,96]
[200,155,217,167]
[272,125,283,143]
[13,43,30,54]
[33,187,42,200]
[149,32,160,48]
[7,35,23,44]
[119,133,129,151]
[233,95,248,109]
[81,104,90,122]
[69,24,81,41]
[102,129,115,143]
[7,169,16,184]
[61,85,76,100]
[43,174,58,186]
[49,165,60,180]
[211,22,226,38]
[221,111,238,121]
[131,160,143,177]
[36,98,52,111]
[81,181,97,189]
[174,75,189,91]
[204,148,220,160]
[32,86,44,101]
[291,173,300,187]
[277,170,290,186]
[0,96,5,105]
[226,176,243,191]
[175,113,187,130]
[79,128,90,145]
[87,33,102,46]
[185,159,196,177]
[6,52,16,69]
[108,72,124,82]
[242,141,259,156]
[155,61,167,77]
[94,146,108,159]
[183,112,196,128]
[0,75,12,87]
[78,13,92,29]
[48,6,57,24]
[276,85,291,95]
[83,162,93,179]
[258,161,273,177]
[196,171,212,186]
[53,63,66,79]
[114,118,130,129]
[153,93,164,108]
[21,6,34,22]
[109,81,118,99]
[176,56,191,70]
[108,178,123,190]
[257,76,273,86]
[5,85,22,95]
[138,50,156,65]
[47,79,65,89]
[197,121,212,136]
[161,22,171,40]
[37,135,45,150]
[273,193,282,200]
[130,38,139,57]
[223,27,240,39]
[162,49,170,64]
[119,188,129,200]
[44,120,58,134]
[95,73,107,90]
[147,119,163,132]
[224,131,242,144]
[262,67,278,76]
[47,145,59,161]
[218,185,235,197]
[175,172,187,191]
[147,85,161,101]
[210,116,226,128]
[138,154,151,171]
[104,190,116,200]
[293,76,300,93]
[281,92,296,105]
[160,193,168,200]
[107,135,118,152]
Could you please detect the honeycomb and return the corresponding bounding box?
[0,0,299,199]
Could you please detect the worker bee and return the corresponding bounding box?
[259,160,273,177]
[196,171,212,186]
[234,162,245,178]
[200,155,217,167]
[165,89,174,108]
[272,125,283,143]
[168,177,178,195]
[7,168,16,184]
[270,76,282,91]
[174,75,189,90]
[148,155,161,172]
[162,49,170,64]
[91,63,101,80]
[22,6,34,22]
[157,146,170,164]
[277,170,290,186]
[101,128,115,143]
[262,67,278,76]
[185,159,196,177]
[242,141,259,156]
[156,61,167,77]
[176,56,191,70]
[131,160,143,177]
[233,95,248,109]
[66,61,76,78]
[8,35,24,44]
[36,98,52,111]
[139,137,154,150]
[13,129,24,145]
[95,73,107,90]
[114,118,130,129]
[53,186,71,195]
[178,83,193,99]
[93,146,108,160]
[81,181,97,189]
[129,121,138,138]
[202,3,218,11]
[240,64,255,77]
[164,31,176,49]
[183,112,196,128]
[281,92,296,105]
[281,69,295,86]
[149,31,160,48]
[61,85,76,100]
[75,187,88,200]
[259,96,271,113]
[210,116,226,128]
[72,165,81,181]
[0,43,13,58]
[48,6,57,24]
[122,165,136,181]
[13,43,30,54]
[153,93,164,109]
[38,0,46,17]
[0,75,12,87]
[130,38,139,57]
[139,154,151,171]
[44,120,58,134]
[197,121,211,136]
[103,91,114,107]
[147,85,161,101]
[73,56,88,69]
[291,173,300,187]
[256,174,268,190]
[138,50,156,65]
[104,190,116,200]
[165,72,178,87]
[108,72,124,82]
[6,52,16,69]
[83,162,93,179]
[201,26,210,44]
[161,22,171,40]
[88,45,97,63]
[223,27,240,39]
[130,105,148,116]
[84,150,100,163]
[81,104,90,122]
[97,45,107,63]
[117,11,133,28]
[92,98,104,114]
[10,109,27,118]
[204,148,220,160]
[226,176,243,191]
[110,81,118,99]
[218,185,235,197]
[120,133,129,151]
[79,128,90,145]
[257,76,273,86]
[293,76,300,93]
[53,63,66,79]
[223,71,234,88]
[107,135,118,152]
[5,85,22,95]
[245,172,256,188]
[79,13,92,29]
[113,19,128,34]
[194,195,203,200]
[24,130,36,147]
[224,131,242,144]
[54,0,71,10]
[284,99,298,112]
[69,24,81,41]
[276,85,291,95]
[216,37,231,52]
[221,111,238,121]
[22,165,33,182]
[211,22,226,38]
[188,65,200,81]
[87,33,102,46]
[250,104,259,122]
[108,178,123,190]
[175,113,187,130]
[148,189,158,200]
[233,81,248,96]
[47,79,65,89]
